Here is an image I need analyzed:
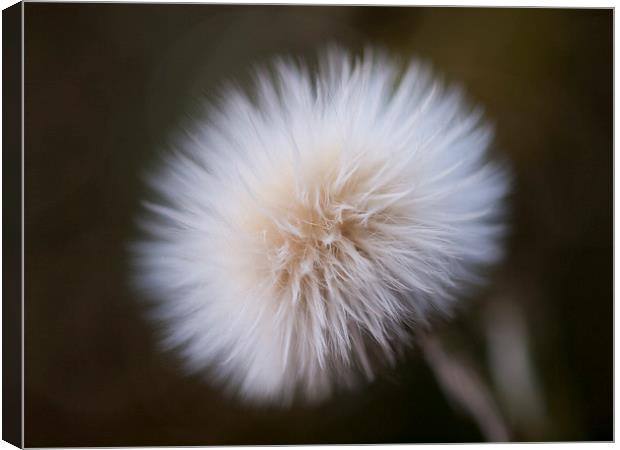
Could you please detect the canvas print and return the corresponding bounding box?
[2,2,613,446]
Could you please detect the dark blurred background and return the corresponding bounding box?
[23,5,612,446]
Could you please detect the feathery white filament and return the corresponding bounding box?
[133,48,510,404]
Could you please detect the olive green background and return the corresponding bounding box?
[24,5,612,445]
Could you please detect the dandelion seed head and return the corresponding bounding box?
[133,48,510,404]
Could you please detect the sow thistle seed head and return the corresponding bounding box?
[133,48,510,405]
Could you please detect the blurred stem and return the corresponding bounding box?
[484,296,546,439]
[419,333,510,442]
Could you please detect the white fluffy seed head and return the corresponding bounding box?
[133,48,510,405]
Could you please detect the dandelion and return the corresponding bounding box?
[133,48,510,405]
